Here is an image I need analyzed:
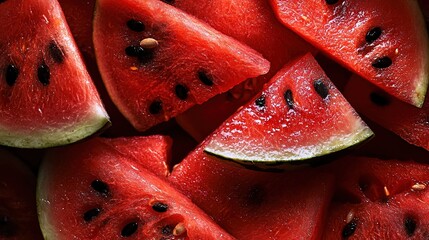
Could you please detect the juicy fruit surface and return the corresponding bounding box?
[0,0,109,148]
[93,0,269,132]
[0,149,43,239]
[344,75,429,151]
[204,54,373,165]
[323,157,429,239]
[37,137,234,239]
[169,144,334,239]
[270,0,429,107]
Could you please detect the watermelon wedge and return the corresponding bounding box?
[0,0,110,148]
[343,75,429,151]
[93,0,270,132]
[37,137,234,239]
[204,54,373,166]
[270,0,429,107]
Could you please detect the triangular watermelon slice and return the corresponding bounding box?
[93,0,270,132]
[204,53,373,167]
[269,0,429,107]
[0,0,110,148]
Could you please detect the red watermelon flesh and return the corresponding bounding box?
[204,53,373,166]
[0,149,43,239]
[323,157,429,239]
[37,137,234,239]
[0,0,110,148]
[169,144,334,239]
[93,0,270,132]
[343,74,429,151]
[270,0,429,107]
[173,0,316,141]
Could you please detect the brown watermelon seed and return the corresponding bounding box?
[91,180,109,196]
[284,89,294,109]
[411,183,426,191]
[175,84,189,100]
[5,64,18,86]
[121,222,138,237]
[369,91,391,106]
[48,41,65,63]
[325,0,339,5]
[197,70,214,86]
[404,216,417,236]
[83,208,101,222]
[372,56,392,69]
[365,27,382,44]
[383,186,390,198]
[255,94,266,110]
[149,100,163,114]
[342,218,357,239]
[37,63,50,86]
[140,38,159,49]
[126,19,145,32]
[313,79,329,99]
[151,202,169,213]
[173,223,187,236]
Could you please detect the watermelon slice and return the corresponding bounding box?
[270,0,429,107]
[93,0,270,132]
[37,137,234,239]
[0,0,110,148]
[0,149,43,239]
[323,157,429,238]
[343,75,429,151]
[204,54,373,166]
[169,144,334,239]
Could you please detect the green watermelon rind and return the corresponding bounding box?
[0,106,110,149]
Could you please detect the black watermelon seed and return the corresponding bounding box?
[83,208,101,222]
[0,216,14,237]
[125,45,144,57]
[126,19,145,32]
[372,57,392,69]
[162,0,174,4]
[313,79,329,99]
[162,225,174,235]
[342,219,357,239]
[149,100,162,114]
[365,27,382,44]
[247,186,265,206]
[284,89,294,109]
[91,180,109,196]
[48,41,65,63]
[121,222,138,237]
[5,64,19,86]
[369,92,391,106]
[325,0,339,5]
[404,216,417,236]
[152,202,169,212]
[0,0,6,3]
[175,84,189,100]
[197,70,214,86]
[37,63,50,86]
[255,94,266,109]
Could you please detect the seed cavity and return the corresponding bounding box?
[162,225,174,235]
[255,94,266,110]
[125,46,144,57]
[365,27,382,44]
[247,185,265,206]
[372,56,392,69]
[149,100,162,114]
[284,89,294,109]
[369,91,391,106]
[325,0,339,5]
[91,180,109,196]
[140,38,159,49]
[126,19,145,32]
[5,64,19,86]
[121,222,138,237]
[0,216,14,237]
[83,208,101,222]
[404,216,417,236]
[197,70,214,86]
[162,0,174,4]
[48,41,65,63]
[125,45,154,63]
[313,79,329,99]
[175,84,189,100]
[151,202,169,213]
[37,63,50,86]
[342,218,357,239]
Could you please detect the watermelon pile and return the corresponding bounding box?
[0,0,428,239]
